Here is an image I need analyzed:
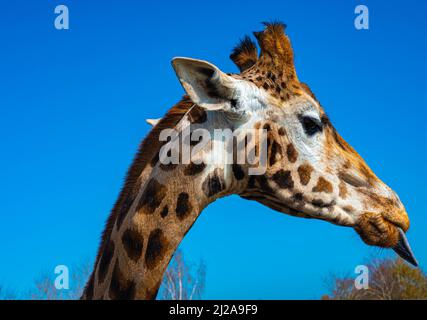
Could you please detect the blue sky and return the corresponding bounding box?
[0,0,426,299]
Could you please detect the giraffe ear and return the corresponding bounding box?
[172,57,237,110]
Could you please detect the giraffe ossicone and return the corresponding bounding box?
[82,22,417,300]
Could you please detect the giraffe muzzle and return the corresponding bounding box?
[393,228,418,267]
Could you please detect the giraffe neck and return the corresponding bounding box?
[94,163,230,299]
[84,101,241,300]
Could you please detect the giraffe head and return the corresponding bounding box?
[171,22,417,266]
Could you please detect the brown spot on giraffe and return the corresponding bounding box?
[273,170,294,189]
[269,141,282,167]
[298,164,313,186]
[202,170,226,198]
[160,205,169,218]
[176,192,192,220]
[109,260,136,300]
[98,240,115,284]
[286,143,298,163]
[159,163,178,172]
[136,179,166,214]
[293,192,303,202]
[232,164,245,180]
[122,227,144,262]
[278,127,286,136]
[253,122,262,130]
[145,228,168,270]
[184,162,206,176]
[339,181,348,199]
[313,177,333,193]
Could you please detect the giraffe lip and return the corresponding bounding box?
[393,228,418,267]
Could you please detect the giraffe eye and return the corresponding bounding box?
[300,116,323,136]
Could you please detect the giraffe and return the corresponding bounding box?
[81,22,417,300]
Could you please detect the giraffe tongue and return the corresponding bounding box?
[393,228,418,267]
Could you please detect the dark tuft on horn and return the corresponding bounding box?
[252,20,297,81]
[262,21,287,32]
[230,36,259,72]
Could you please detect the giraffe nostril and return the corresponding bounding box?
[383,209,410,232]
[339,171,369,188]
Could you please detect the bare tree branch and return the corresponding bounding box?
[159,250,206,300]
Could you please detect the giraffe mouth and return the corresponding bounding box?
[393,228,418,267]
[355,212,418,267]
